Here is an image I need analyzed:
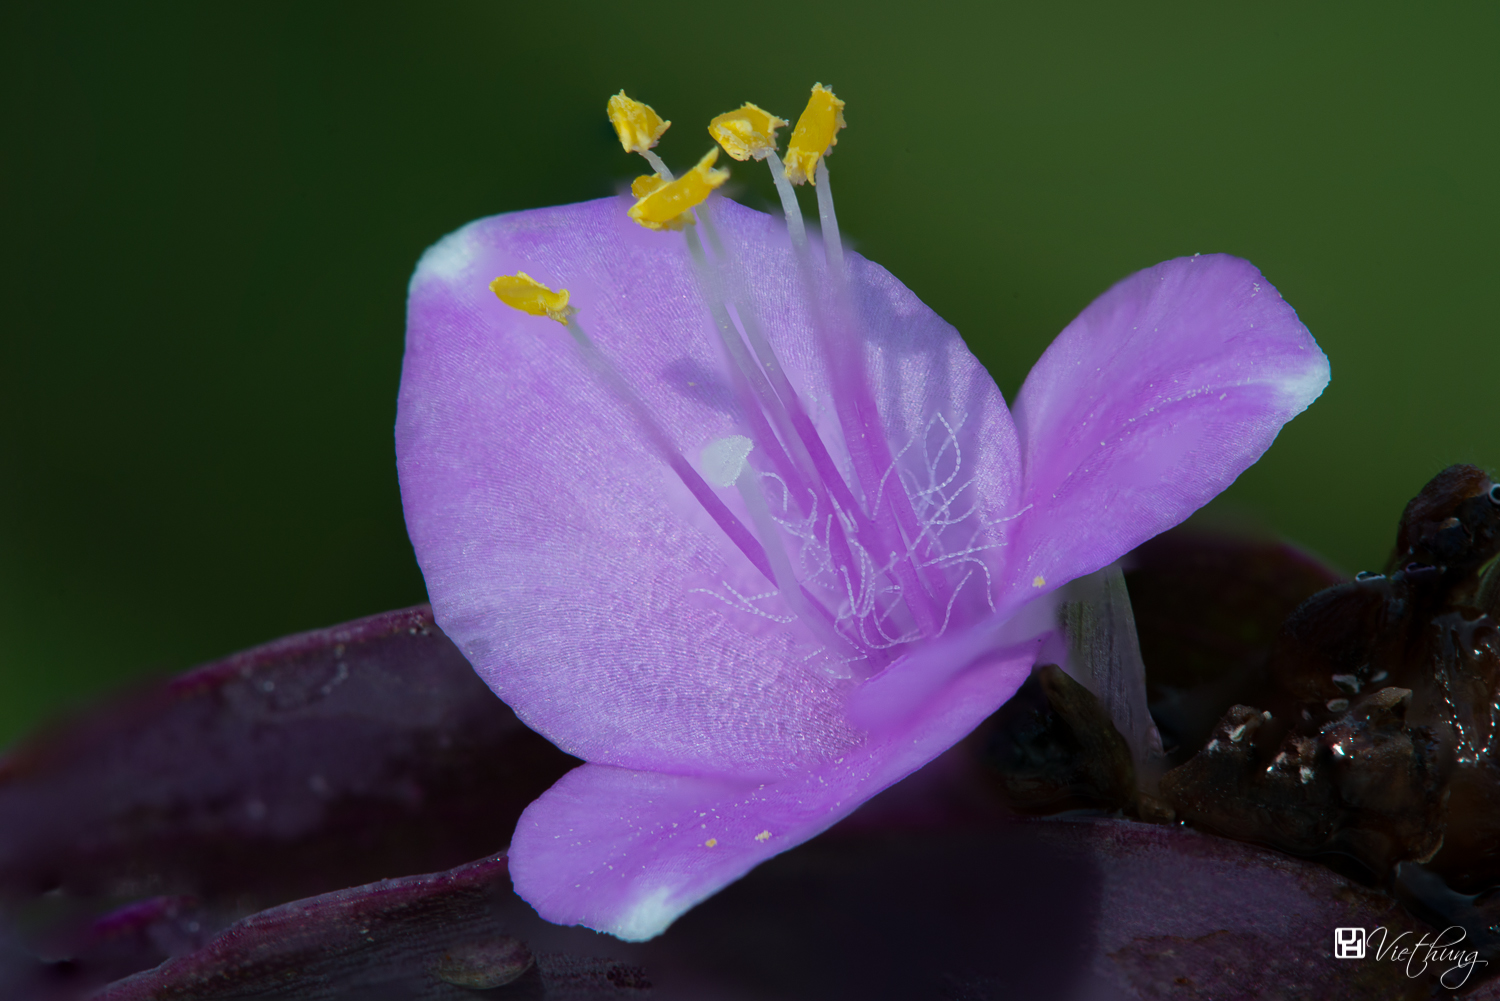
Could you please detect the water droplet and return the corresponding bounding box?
[434,936,533,989]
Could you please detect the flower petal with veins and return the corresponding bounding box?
[396,193,1328,939]
[510,644,1040,939]
[398,196,1021,779]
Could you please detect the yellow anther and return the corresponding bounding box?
[708,103,788,162]
[627,148,729,231]
[631,174,666,199]
[607,91,670,155]
[783,83,846,186]
[489,273,573,324]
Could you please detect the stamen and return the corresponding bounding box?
[694,203,870,603]
[704,435,854,670]
[813,158,845,275]
[607,91,670,156]
[795,91,946,631]
[631,175,665,198]
[783,93,947,634]
[708,103,788,163]
[628,149,729,231]
[725,91,875,543]
[638,150,674,181]
[688,202,899,663]
[763,150,808,249]
[607,91,675,179]
[596,83,956,657]
[704,88,942,639]
[488,273,574,324]
[782,83,845,187]
[681,223,814,510]
[490,277,776,587]
[709,225,942,641]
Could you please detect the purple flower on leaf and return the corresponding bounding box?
[394,87,1329,941]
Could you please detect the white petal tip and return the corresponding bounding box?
[413,222,479,287]
[597,885,685,942]
[1278,353,1332,412]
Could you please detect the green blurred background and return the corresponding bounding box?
[2,2,1495,748]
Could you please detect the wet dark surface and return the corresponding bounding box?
[1126,524,1345,768]
[1157,466,1500,889]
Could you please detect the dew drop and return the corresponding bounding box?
[434,936,533,989]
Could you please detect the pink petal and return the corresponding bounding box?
[508,643,1040,940]
[396,196,1018,779]
[1008,254,1328,593]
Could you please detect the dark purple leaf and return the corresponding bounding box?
[0,605,575,905]
[94,854,652,1001]
[0,606,577,996]
[82,817,1468,1000]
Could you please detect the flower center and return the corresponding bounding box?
[490,85,1003,679]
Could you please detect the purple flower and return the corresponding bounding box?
[394,95,1328,941]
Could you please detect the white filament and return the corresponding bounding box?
[813,158,844,276]
[764,150,807,249]
[639,149,674,181]
[734,461,852,672]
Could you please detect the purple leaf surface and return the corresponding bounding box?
[88,817,1467,1000]
[0,606,574,906]
[0,605,576,998]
